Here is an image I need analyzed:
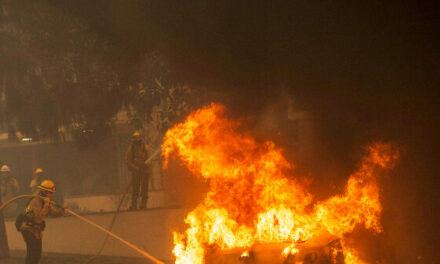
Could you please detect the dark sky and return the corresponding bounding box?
[47,1,440,262]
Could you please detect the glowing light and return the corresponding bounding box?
[283,244,298,257]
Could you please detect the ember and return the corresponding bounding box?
[163,103,398,264]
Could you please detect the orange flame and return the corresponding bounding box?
[163,103,398,264]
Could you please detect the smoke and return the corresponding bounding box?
[158,2,437,262]
[162,158,209,212]
[53,0,439,262]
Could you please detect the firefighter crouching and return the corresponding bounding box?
[18,180,66,264]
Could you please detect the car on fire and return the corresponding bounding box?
[205,237,345,264]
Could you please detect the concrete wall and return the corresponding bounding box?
[64,191,168,214]
[5,208,186,263]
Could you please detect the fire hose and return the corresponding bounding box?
[0,194,37,211]
[65,208,165,264]
[0,148,165,263]
[83,180,131,264]
[0,195,165,264]
[84,146,163,264]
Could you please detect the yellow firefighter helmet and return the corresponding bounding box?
[38,180,56,193]
[132,131,142,141]
[1,165,10,172]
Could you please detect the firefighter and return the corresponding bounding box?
[29,168,44,193]
[19,180,66,264]
[0,165,19,217]
[126,131,150,210]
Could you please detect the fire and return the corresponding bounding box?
[282,244,298,257]
[163,103,398,264]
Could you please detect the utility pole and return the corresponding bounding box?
[0,182,10,259]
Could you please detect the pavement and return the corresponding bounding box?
[0,251,154,264]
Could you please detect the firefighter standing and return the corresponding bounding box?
[126,132,150,210]
[19,180,65,264]
[0,165,19,217]
[29,168,44,193]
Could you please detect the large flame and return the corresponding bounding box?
[163,103,398,264]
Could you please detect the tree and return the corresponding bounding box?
[0,0,195,155]
[0,0,126,145]
[127,51,193,189]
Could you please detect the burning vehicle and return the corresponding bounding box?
[205,238,345,264]
[162,103,398,264]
